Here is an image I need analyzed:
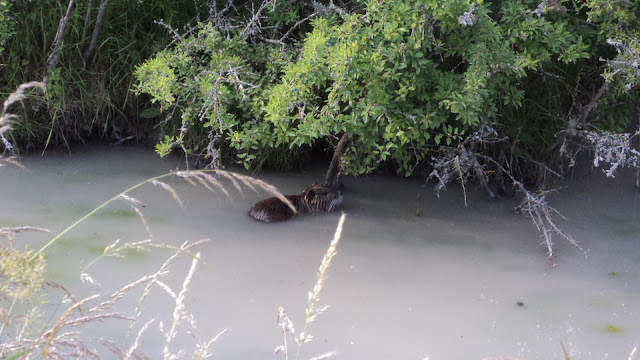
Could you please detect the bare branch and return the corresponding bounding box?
[81,0,94,43]
[44,0,76,86]
[82,0,112,68]
[240,0,276,38]
[279,12,318,44]
[428,123,585,260]
[324,133,349,188]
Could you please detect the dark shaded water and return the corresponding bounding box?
[1,146,639,359]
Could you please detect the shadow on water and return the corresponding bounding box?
[0,146,639,359]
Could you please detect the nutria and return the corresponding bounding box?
[249,184,344,222]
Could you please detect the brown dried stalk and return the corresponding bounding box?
[0,227,50,238]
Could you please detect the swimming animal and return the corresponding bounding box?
[249,184,344,222]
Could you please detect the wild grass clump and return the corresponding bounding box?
[0,227,50,326]
[0,235,223,359]
[0,243,46,299]
[0,0,199,150]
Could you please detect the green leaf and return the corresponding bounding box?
[139,108,162,119]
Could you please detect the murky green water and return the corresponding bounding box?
[1,146,639,359]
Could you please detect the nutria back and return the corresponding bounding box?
[249,184,344,223]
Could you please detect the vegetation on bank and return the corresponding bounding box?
[0,0,636,176]
[0,0,198,149]
[132,0,640,179]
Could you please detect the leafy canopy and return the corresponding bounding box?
[135,0,613,175]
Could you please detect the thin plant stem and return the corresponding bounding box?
[282,317,289,360]
[29,172,176,260]
[295,212,346,360]
[30,168,292,260]
[0,289,20,339]
[560,340,572,360]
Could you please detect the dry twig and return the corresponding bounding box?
[429,123,583,260]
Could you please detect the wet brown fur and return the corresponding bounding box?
[249,185,344,223]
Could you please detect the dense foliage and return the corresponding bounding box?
[1,0,639,179]
[133,0,639,178]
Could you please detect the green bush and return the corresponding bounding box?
[3,0,639,179]
[136,0,617,176]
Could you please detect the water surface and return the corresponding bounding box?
[1,146,638,359]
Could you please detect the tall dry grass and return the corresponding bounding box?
[0,81,45,165]
[1,237,225,359]
[0,164,301,359]
[275,213,346,360]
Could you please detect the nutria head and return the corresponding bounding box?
[248,184,343,222]
[299,184,344,214]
